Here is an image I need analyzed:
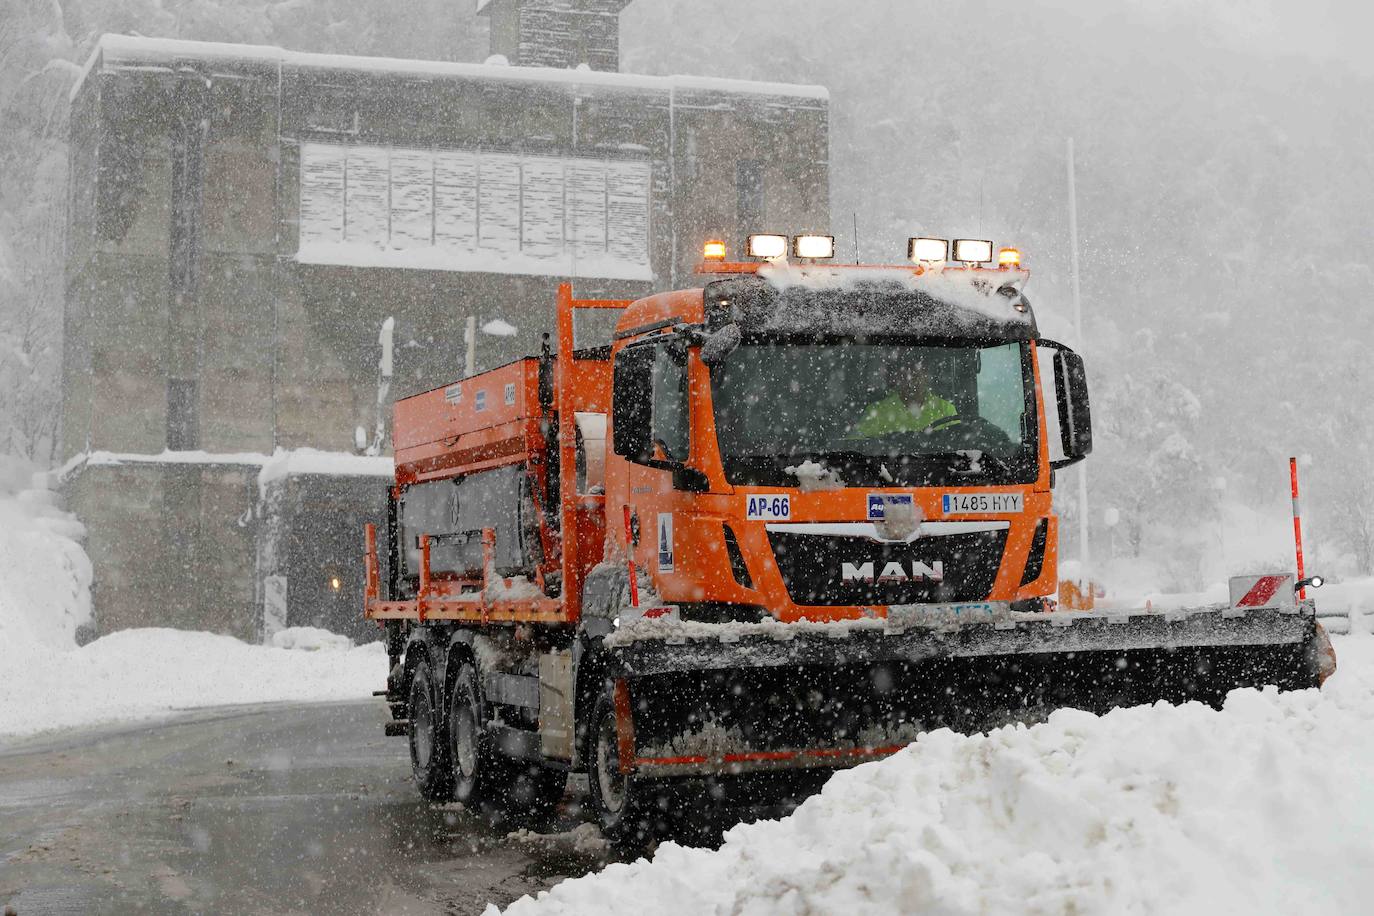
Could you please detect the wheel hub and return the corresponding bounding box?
[454,701,478,778]
[411,688,433,768]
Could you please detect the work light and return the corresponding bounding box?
[953,239,994,264]
[792,235,835,259]
[908,237,949,263]
[747,234,788,259]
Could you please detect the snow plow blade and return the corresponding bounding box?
[601,603,1327,777]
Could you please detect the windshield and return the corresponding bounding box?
[710,338,1038,487]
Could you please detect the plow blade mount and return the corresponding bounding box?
[605,604,1326,777]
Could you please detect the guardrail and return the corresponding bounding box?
[1316,606,1353,635]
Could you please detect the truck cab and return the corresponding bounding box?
[602,254,1092,629]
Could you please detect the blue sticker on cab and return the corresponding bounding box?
[868,493,912,520]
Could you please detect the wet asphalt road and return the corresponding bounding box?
[0,701,603,915]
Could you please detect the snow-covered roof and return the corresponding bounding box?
[70,34,830,104]
[57,448,394,487]
[257,448,395,485]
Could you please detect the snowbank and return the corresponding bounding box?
[0,464,385,742]
[1094,567,1374,635]
[1,629,385,740]
[0,457,92,653]
[496,635,1374,915]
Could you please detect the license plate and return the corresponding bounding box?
[941,492,1023,515]
[886,601,1010,630]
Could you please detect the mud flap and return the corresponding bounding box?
[1311,621,1337,685]
[613,678,636,775]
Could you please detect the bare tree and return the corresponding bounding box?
[0,0,73,465]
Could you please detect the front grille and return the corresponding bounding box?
[767,529,1007,606]
[1021,518,1048,586]
[723,524,753,589]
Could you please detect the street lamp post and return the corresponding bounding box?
[1067,137,1090,581]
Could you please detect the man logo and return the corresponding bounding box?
[841,560,944,583]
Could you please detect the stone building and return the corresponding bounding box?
[61,1,831,641]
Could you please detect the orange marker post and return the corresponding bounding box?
[1290,457,1307,601]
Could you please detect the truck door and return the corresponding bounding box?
[621,336,692,598]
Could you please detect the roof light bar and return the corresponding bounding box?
[953,238,994,264]
[747,234,789,260]
[792,234,835,259]
[702,239,728,261]
[908,237,949,263]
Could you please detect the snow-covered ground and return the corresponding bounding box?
[496,632,1374,915]
[8,455,1374,913]
[0,461,384,742]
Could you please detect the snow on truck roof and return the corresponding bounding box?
[701,264,1037,340]
[70,34,831,104]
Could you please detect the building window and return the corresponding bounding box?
[297,142,652,281]
[166,378,198,450]
[736,159,765,236]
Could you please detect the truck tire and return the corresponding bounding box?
[586,686,655,847]
[449,662,510,812]
[408,660,455,801]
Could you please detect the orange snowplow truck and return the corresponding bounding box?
[365,238,1328,841]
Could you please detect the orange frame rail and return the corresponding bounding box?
[557,282,634,623]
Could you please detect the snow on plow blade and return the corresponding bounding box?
[603,603,1326,777]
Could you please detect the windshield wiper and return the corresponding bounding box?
[951,449,1015,476]
[726,450,1024,486]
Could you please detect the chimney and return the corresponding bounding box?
[477,0,634,72]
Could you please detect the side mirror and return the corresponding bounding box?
[700,323,741,367]
[611,344,655,461]
[1051,348,1092,466]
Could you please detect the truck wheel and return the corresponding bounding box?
[408,660,454,802]
[449,662,510,811]
[587,687,652,846]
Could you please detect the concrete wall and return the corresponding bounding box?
[66,461,260,640]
